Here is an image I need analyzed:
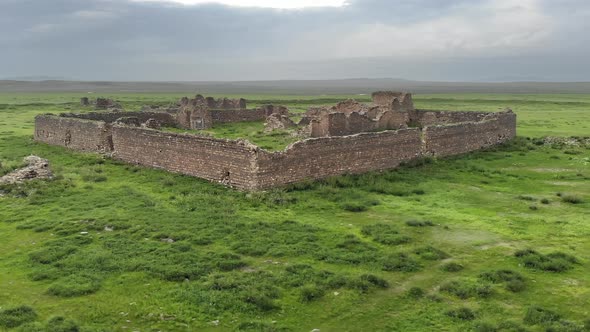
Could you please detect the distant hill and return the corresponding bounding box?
[1,79,590,94]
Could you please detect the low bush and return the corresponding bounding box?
[440,280,494,299]
[381,253,421,272]
[414,246,450,260]
[515,249,578,272]
[541,198,550,204]
[45,316,80,332]
[299,285,326,303]
[361,223,411,245]
[46,274,102,297]
[523,306,561,325]
[405,220,435,227]
[441,262,464,272]
[0,306,38,328]
[473,322,498,332]
[406,287,424,299]
[561,195,583,204]
[445,307,476,321]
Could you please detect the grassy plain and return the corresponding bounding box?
[0,92,589,331]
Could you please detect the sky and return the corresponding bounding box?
[1,0,589,82]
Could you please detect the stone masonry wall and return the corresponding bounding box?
[410,110,493,127]
[34,109,516,190]
[423,111,516,157]
[255,129,423,189]
[35,115,113,153]
[210,109,267,123]
[111,126,259,190]
[60,111,177,127]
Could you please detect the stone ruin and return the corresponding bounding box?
[36,91,517,190]
[80,97,122,111]
[0,156,53,185]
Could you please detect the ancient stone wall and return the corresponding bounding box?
[34,107,517,190]
[34,115,113,153]
[410,110,493,127]
[210,109,267,123]
[310,110,408,137]
[255,129,423,189]
[423,111,516,156]
[111,126,259,189]
[60,111,177,127]
[372,91,414,111]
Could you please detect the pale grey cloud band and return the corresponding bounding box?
[1,0,588,81]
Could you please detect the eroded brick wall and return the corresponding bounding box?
[60,111,177,127]
[111,126,259,189]
[255,129,423,189]
[423,112,516,157]
[34,115,113,152]
[210,109,267,123]
[410,110,492,127]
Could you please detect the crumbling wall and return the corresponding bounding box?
[255,129,423,189]
[34,115,113,152]
[310,110,408,137]
[210,109,267,123]
[409,110,493,127]
[372,91,414,111]
[111,126,259,189]
[423,111,516,156]
[198,95,246,110]
[60,111,177,127]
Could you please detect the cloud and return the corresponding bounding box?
[0,0,588,81]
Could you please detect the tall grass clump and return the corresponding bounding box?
[515,249,579,272]
[0,306,38,328]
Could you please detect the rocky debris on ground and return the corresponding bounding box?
[264,113,296,132]
[95,98,122,110]
[142,118,162,130]
[0,156,52,185]
[543,136,590,147]
[161,238,175,243]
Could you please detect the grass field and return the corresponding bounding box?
[0,92,589,331]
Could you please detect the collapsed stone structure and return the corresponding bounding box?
[36,92,516,190]
[80,97,122,110]
[0,156,53,184]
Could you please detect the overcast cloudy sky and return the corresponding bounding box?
[1,0,589,81]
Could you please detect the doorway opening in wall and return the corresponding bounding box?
[193,118,204,130]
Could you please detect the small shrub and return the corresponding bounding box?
[382,253,421,272]
[441,262,464,272]
[299,285,325,303]
[361,223,411,245]
[523,306,561,325]
[529,205,538,211]
[515,249,578,272]
[440,280,493,299]
[505,279,526,293]
[412,189,426,195]
[518,195,536,201]
[341,202,369,212]
[474,322,498,332]
[562,195,583,204]
[406,286,424,299]
[0,306,38,328]
[243,293,279,311]
[541,198,550,204]
[405,220,435,227]
[479,269,524,283]
[46,274,101,297]
[445,307,476,321]
[359,274,389,289]
[45,316,80,332]
[414,246,450,260]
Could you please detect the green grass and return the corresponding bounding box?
[0,92,589,331]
